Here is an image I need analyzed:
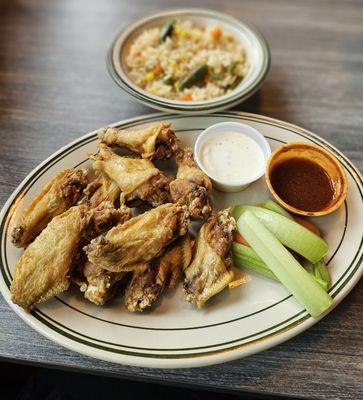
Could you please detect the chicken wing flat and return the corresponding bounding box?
[98,122,179,160]
[80,171,121,208]
[170,147,212,220]
[11,201,131,311]
[11,205,89,311]
[125,235,192,312]
[85,203,190,272]
[12,168,89,248]
[90,144,171,207]
[184,209,236,308]
[78,260,129,306]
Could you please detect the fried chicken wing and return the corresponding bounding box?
[12,168,89,248]
[11,201,131,311]
[11,205,89,311]
[170,147,212,220]
[72,203,132,305]
[98,122,179,160]
[83,202,132,244]
[78,260,129,306]
[90,144,171,207]
[80,171,121,208]
[85,203,190,272]
[125,235,192,312]
[184,209,236,308]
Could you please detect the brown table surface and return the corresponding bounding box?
[0,0,362,399]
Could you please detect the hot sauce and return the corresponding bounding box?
[270,158,335,212]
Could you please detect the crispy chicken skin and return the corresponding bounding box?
[82,202,132,244]
[85,203,190,273]
[90,144,171,207]
[98,122,179,160]
[12,168,89,248]
[72,203,132,305]
[184,209,236,309]
[170,147,212,220]
[125,235,192,312]
[80,172,121,208]
[11,202,131,311]
[78,260,129,306]
[11,205,89,311]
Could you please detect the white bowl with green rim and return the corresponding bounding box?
[107,9,270,114]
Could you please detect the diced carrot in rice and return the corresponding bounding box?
[211,27,222,40]
[179,94,193,101]
[154,65,164,76]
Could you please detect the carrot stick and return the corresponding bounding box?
[294,217,321,237]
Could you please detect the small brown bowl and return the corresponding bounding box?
[265,142,348,217]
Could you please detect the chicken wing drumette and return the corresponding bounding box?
[90,144,171,208]
[77,260,129,306]
[184,209,236,308]
[12,168,89,248]
[71,202,131,305]
[170,147,212,220]
[125,235,192,312]
[98,122,179,160]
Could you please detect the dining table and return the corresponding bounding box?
[0,0,362,399]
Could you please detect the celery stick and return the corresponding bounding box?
[237,211,333,317]
[234,255,279,281]
[233,205,328,263]
[263,200,294,220]
[232,243,328,290]
[305,261,328,290]
[313,263,322,280]
[231,205,245,221]
[312,276,328,291]
[304,260,314,274]
[313,260,331,288]
[232,243,279,281]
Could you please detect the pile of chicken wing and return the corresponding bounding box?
[10,122,236,312]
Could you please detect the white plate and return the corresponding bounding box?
[1,112,362,369]
[107,9,270,113]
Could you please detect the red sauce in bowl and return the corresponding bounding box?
[270,158,335,212]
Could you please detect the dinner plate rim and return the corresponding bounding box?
[106,8,271,113]
[0,111,362,369]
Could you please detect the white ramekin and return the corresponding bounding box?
[194,122,271,192]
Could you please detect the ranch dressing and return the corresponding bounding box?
[199,131,265,182]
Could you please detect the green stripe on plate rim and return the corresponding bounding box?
[32,308,309,358]
[1,112,362,359]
